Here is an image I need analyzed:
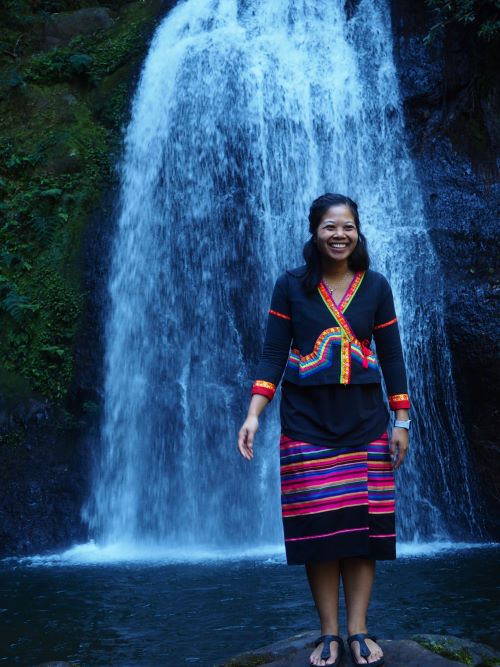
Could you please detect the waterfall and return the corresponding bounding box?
[83,0,482,551]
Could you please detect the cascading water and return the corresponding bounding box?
[83,0,483,552]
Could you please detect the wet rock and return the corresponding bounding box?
[413,634,500,666]
[219,632,487,666]
[44,8,114,49]
[0,400,88,556]
[45,152,82,176]
[389,0,500,537]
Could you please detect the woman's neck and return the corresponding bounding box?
[321,259,352,280]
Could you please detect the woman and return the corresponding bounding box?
[237,193,410,667]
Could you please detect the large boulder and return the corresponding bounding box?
[44,8,114,48]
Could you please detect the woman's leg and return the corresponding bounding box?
[340,557,383,664]
[306,561,341,666]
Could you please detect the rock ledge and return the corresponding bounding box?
[219,631,500,667]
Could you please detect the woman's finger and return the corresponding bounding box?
[237,428,248,457]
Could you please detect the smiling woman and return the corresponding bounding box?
[238,193,411,667]
[315,206,359,264]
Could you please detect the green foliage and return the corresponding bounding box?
[22,47,90,83]
[218,655,275,667]
[3,294,38,321]
[1,262,84,399]
[0,1,162,410]
[425,0,500,43]
[0,425,26,448]
[482,658,500,667]
[418,639,474,665]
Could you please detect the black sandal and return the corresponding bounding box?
[347,633,384,666]
[310,634,344,666]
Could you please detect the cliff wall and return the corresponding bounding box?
[390,0,499,534]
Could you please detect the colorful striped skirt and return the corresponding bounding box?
[280,431,396,564]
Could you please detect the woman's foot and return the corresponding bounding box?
[309,634,343,666]
[347,634,384,665]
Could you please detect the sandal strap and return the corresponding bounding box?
[314,634,343,661]
[347,633,377,659]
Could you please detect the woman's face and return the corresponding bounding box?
[315,204,359,264]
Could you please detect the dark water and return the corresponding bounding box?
[1,546,499,666]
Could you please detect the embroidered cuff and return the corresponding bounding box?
[251,380,277,401]
[389,393,411,410]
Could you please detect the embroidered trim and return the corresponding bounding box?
[388,393,410,410]
[269,309,291,321]
[340,336,351,384]
[251,380,276,400]
[318,274,367,383]
[287,327,378,378]
[318,281,357,341]
[374,317,397,331]
[338,271,365,312]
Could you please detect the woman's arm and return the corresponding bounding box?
[238,274,293,460]
[373,277,411,469]
[237,394,269,460]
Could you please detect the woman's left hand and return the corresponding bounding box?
[390,427,409,470]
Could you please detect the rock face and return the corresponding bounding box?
[0,405,88,555]
[389,0,500,536]
[43,8,114,48]
[220,631,498,666]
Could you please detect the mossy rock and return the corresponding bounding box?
[413,634,500,666]
[0,0,170,411]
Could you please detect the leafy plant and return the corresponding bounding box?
[0,277,39,322]
[425,0,500,43]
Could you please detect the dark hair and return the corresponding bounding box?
[302,193,370,292]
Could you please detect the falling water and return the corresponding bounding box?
[83,0,482,551]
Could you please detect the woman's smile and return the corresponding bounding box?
[316,204,359,262]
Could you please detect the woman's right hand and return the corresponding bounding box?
[238,414,259,461]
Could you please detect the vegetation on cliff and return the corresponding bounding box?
[424,0,499,171]
[426,0,500,42]
[0,1,164,423]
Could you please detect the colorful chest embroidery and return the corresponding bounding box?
[287,271,377,384]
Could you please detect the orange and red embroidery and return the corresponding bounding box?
[388,393,410,410]
[269,309,291,321]
[374,317,397,331]
[251,380,277,400]
[317,272,369,384]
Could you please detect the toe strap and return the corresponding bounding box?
[348,633,377,659]
[315,634,343,661]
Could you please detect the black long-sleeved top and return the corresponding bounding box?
[251,266,410,445]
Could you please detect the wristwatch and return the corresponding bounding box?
[394,419,411,430]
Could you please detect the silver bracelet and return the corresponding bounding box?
[394,419,411,430]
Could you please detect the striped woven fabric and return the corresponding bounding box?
[280,432,395,564]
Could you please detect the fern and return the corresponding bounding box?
[1,287,39,322]
[32,215,61,245]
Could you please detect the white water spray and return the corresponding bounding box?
[83,0,482,552]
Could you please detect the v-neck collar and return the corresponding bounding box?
[320,271,365,313]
